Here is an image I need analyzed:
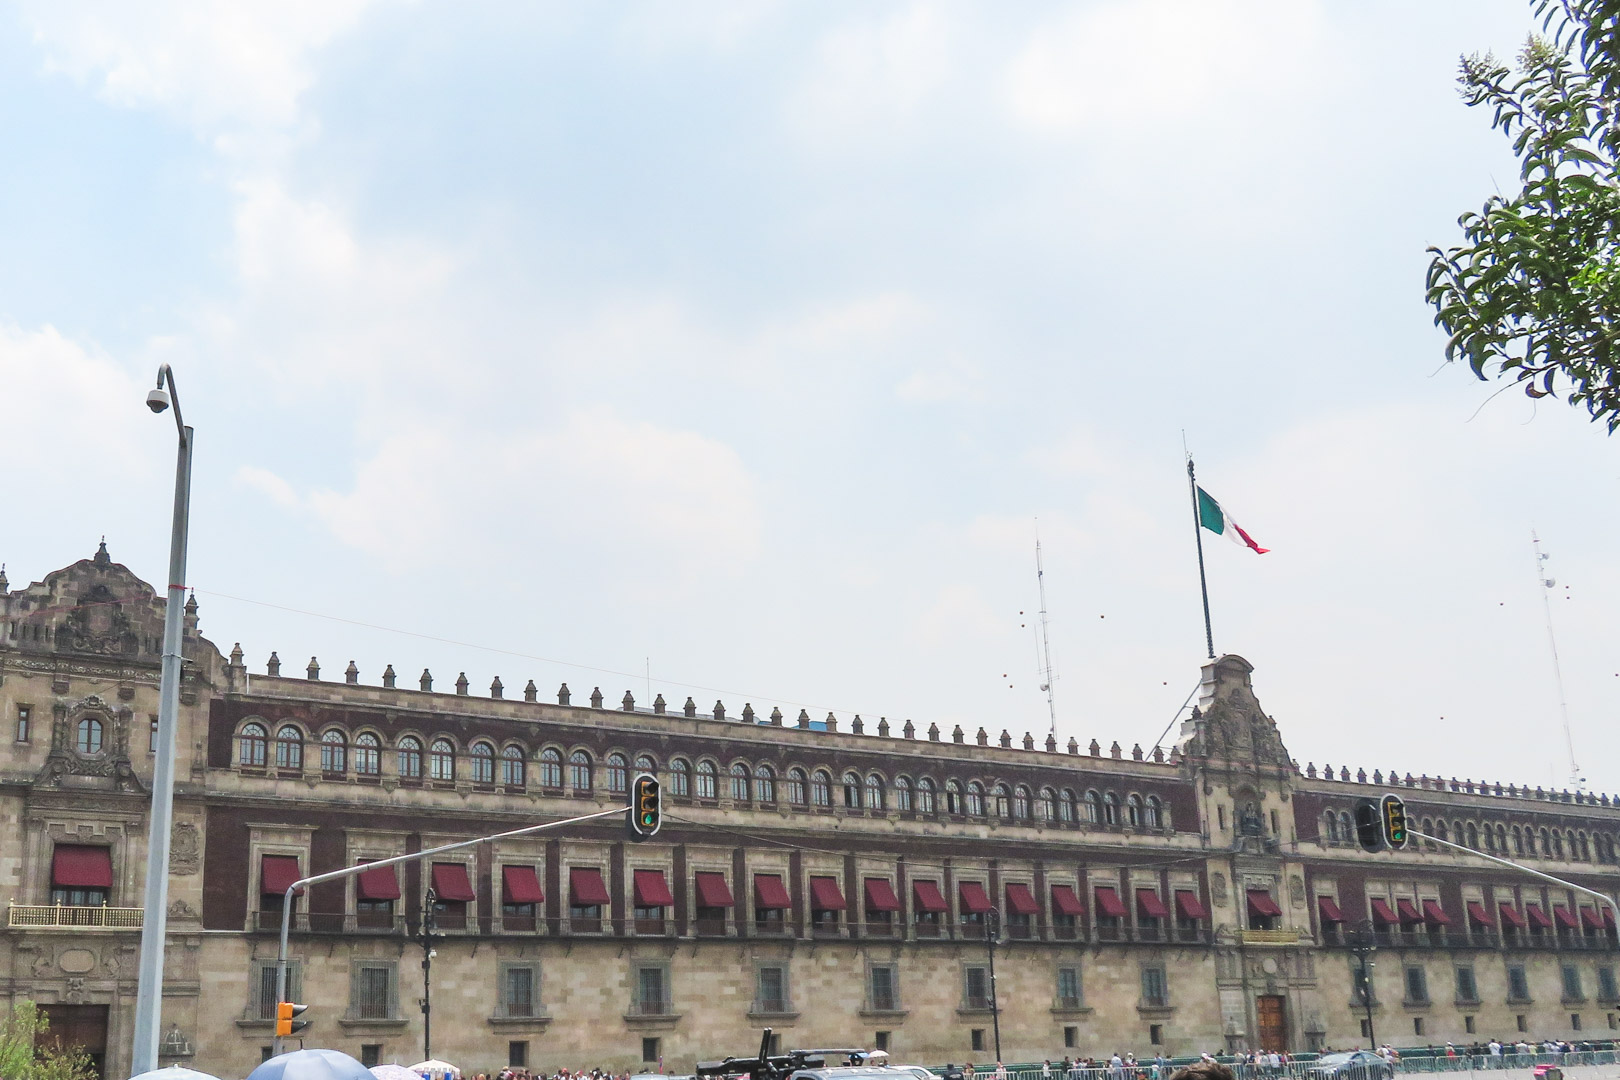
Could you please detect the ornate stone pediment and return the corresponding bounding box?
[1176,654,1293,769]
[35,695,145,793]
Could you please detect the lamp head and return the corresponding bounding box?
[146,386,171,414]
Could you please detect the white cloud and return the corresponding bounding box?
[0,323,154,478]
[234,465,300,510]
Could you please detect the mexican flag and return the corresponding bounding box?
[1196,486,1269,554]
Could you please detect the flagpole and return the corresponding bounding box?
[1187,457,1215,659]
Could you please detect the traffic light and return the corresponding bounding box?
[275,1001,310,1037]
[1380,793,1409,849]
[1353,798,1383,852]
[627,773,661,842]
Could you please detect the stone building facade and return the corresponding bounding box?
[3,546,1620,1079]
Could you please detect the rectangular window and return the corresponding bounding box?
[1509,965,1531,1002]
[1600,967,1618,1001]
[252,960,301,1020]
[1360,1019,1372,1040]
[1405,965,1429,1004]
[875,1032,890,1052]
[502,965,537,1017]
[635,966,667,1015]
[360,1046,381,1068]
[1141,965,1168,1007]
[1608,1013,1617,1031]
[17,705,30,742]
[1064,1026,1078,1049]
[1456,965,1478,1003]
[1465,1016,1476,1034]
[1414,1017,1425,1037]
[1572,1013,1583,1031]
[1150,1024,1164,1045]
[354,964,393,1020]
[869,965,898,1012]
[509,1042,528,1068]
[1518,1015,1528,1033]
[1563,964,1585,1002]
[971,1030,985,1052]
[756,966,787,1014]
[1057,967,1082,1009]
[641,1038,660,1064]
[149,716,158,754]
[964,966,990,1010]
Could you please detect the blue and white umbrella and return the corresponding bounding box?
[127,1069,225,1080]
[247,1049,376,1080]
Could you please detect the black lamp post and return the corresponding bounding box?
[985,905,1003,1066]
[418,886,439,1061]
[1347,919,1378,1049]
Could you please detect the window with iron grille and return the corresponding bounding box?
[755,966,788,1014]
[634,965,668,1015]
[869,965,898,1011]
[1456,965,1478,1003]
[501,963,540,1018]
[1140,965,1168,1007]
[1508,965,1531,1002]
[1057,966,1083,1010]
[1405,965,1429,1004]
[252,961,302,1020]
[16,705,31,743]
[351,961,396,1020]
[1563,964,1585,1002]
[1598,967,1617,1001]
[963,966,990,1010]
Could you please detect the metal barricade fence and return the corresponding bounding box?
[968,1051,1620,1080]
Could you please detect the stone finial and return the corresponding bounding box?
[1340,767,1350,781]
[1045,733,1057,753]
[0,564,7,591]
[825,712,837,733]
[455,672,470,696]
[345,660,359,685]
[1306,763,1317,778]
[975,727,989,746]
[491,676,504,699]
[903,719,916,739]
[184,590,198,616]
[94,538,111,566]
[559,683,571,705]
[683,697,696,718]
[307,657,320,681]
[797,710,811,729]
[951,724,965,744]
[1131,743,1143,761]
[1089,739,1101,756]
[742,703,755,724]
[877,717,890,737]
[927,722,939,742]
[1068,737,1079,755]
[713,701,725,721]
[1356,768,1366,783]
[1372,769,1382,785]
[383,664,397,689]
[524,679,538,702]
[653,694,666,715]
[1152,745,1165,763]
[996,729,1010,748]
[1494,782,1503,796]
[590,687,604,709]
[770,707,783,725]
[229,642,244,667]
[1323,763,1333,779]
[1109,741,1122,759]
[1405,773,1415,787]
[1022,732,1035,750]
[622,691,635,712]
[421,669,433,691]
[851,715,863,735]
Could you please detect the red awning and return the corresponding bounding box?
[1094,886,1128,918]
[52,845,113,889]
[431,862,477,903]
[1396,898,1424,926]
[913,880,949,913]
[1498,902,1527,929]
[864,878,901,912]
[1317,896,1345,924]
[809,875,846,911]
[632,869,673,907]
[1422,900,1452,927]
[694,871,733,908]
[958,881,993,914]
[261,855,304,897]
[1137,888,1170,919]
[1177,890,1209,920]
[1005,883,1039,916]
[1525,902,1553,929]
[1554,904,1580,930]
[1582,907,1605,930]
[1051,885,1084,917]
[1247,889,1283,918]
[1466,901,1495,927]
[1370,898,1398,925]
[356,862,400,901]
[754,874,792,910]
[570,866,611,906]
[502,865,544,904]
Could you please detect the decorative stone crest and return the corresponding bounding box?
[169,821,200,874]
[1210,872,1230,907]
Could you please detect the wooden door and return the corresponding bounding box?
[1255,994,1287,1052]
[39,1004,109,1079]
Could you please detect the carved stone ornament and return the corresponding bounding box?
[167,898,199,921]
[169,822,200,875]
[1289,874,1306,906]
[36,696,145,793]
[1210,872,1230,907]
[64,978,86,1004]
[58,584,141,655]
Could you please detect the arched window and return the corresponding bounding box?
[1060,789,1078,824]
[843,772,862,809]
[275,725,303,770]
[76,717,104,756]
[755,764,776,804]
[470,742,495,784]
[1083,790,1101,824]
[320,729,347,774]
[1497,824,1509,853]
[501,745,525,787]
[865,774,885,811]
[895,776,913,812]
[944,779,963,816]
[1102,792,1120,826]
[354,732,380,776]
[1541,828,1553,857]
[1434,820,1448,843]
[539,748,563,789]
[239,722,267,767]
[811,770,832,807]
[1465,822,1479,849]
[695,760,717,799]
[670,758,691,797]
[634,753,656,775]
[786,768,807,805]
[1339,810,1353,840]
[1483,824,1497,853]
[1012,785,1031,820]
[1146,795,1165,829]
[1126,794,1144,828]
[1324,811,1339,843]
[429,739,456,782]
[966,781,985,817]
[1512,826,1525,855]
[569,751,592,792]
[606,753,629,794]
[992,783,1011,819]
[917,777,937,814]
[731,763,751,802]
[1578,832,1591,861]
[398,736,423,779]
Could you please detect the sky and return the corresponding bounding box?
[2,1,1616,795]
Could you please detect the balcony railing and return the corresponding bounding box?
[9,903,143,930]
[1240,929,1301,946]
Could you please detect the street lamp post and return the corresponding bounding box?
[984,905,1003,1067]
[130,365,193,1076]
[419,886,439,1062]
[1347,919,1377,1050]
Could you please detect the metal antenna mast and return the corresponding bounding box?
[1035,529,1058,737]
[1532,530,1583,788]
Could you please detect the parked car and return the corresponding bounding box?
[1307,1052,1394,1080]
